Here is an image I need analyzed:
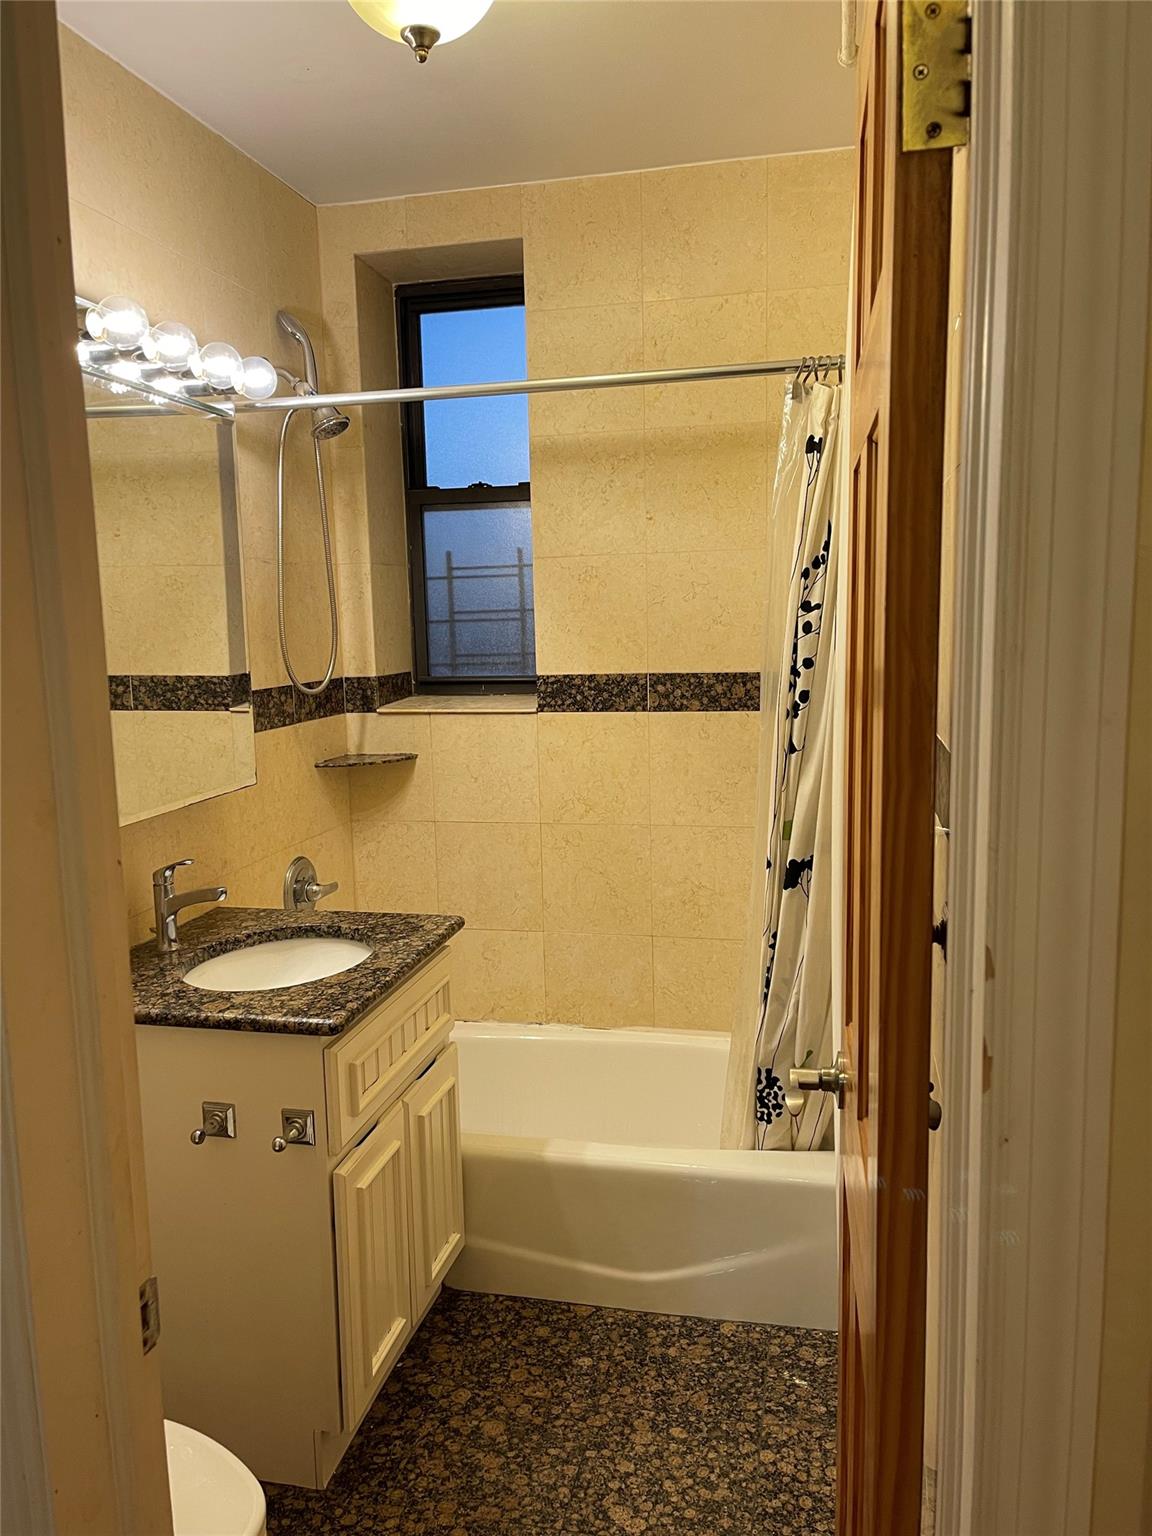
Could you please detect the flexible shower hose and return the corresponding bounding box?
[276,409,339,696]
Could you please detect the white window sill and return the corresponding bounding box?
[376,694,537,716]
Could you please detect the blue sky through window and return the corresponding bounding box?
[420,305,529,487]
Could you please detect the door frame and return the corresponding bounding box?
[935,2,1152,1533]
[1,3,173,1530]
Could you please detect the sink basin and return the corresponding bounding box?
[182,937,373,992]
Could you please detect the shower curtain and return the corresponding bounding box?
[722,374,843,1151]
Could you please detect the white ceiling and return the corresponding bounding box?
[57,0,854,206]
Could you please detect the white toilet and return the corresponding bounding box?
[165,1419,266,1536]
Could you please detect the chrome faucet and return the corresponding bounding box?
[152,859,227,954]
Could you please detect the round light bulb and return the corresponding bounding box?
[236,355,278,400]
[193,342,243,391]
[145,376,183,405]
[143,320,199,370]
[96,294,150,350]
[105,358,143,396]
[348,0,493,55]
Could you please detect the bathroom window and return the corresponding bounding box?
[397,276,534,689]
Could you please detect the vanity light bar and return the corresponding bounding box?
[79,361,236,421]
[75,293,278,403]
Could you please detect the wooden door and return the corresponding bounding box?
[405,1044,465,1315]
[841,2,953,1531]
[333,1101,414,1429]
[1,4,173,1530]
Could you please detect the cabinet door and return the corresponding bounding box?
[404,1044,465,1316]
[333,1101,413,1430]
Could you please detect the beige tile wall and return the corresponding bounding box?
[59,28,355,940]
[345,709,755,1029]
[318,152,852,1029]
[62,23,852,1010]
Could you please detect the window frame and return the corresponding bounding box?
[396,275,534,693]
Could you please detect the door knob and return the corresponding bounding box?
[785,1052,850,1114]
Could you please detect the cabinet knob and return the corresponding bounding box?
[190,1102,235,1143]
[274,1108,316,1149]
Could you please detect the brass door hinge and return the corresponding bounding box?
[902,0,972,151]
[140,1275,160,1354]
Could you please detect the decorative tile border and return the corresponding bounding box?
[106,672,418,733]
[343,675,379,714]
[345,672,416,713]
[251,683,295,733]
[648,672,761,711]
[108,673,250,712]
[379,671,416,707]
[537,674,648,712]
[113,670,762,726]
[251,673,416,733]
[538,672,762,713]
[295,678,347,724]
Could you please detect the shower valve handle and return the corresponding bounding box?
[283,855,338,912]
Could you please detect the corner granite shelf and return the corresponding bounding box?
[315,753,418,768]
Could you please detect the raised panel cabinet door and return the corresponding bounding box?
[333,1100,414,1430]
[325,949,454,1155]
[404,1044,465,1316]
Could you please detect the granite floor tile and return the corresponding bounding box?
[264,1289,838,1536]
[572,1421,836,1535]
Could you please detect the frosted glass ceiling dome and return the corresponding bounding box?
[347,0,494,61]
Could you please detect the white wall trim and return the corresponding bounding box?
[937,3,1152,1533]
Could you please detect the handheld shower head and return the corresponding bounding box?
[308,402,350,439]
[276,309,320,390]
[311,407,350,441]
[276,309,350,440]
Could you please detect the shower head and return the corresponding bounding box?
[311,404,350,440]
[276,309,350,441]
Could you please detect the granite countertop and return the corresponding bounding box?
[129,906,464,1036]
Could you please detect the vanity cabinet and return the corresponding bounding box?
[334,1099,414,1428]
[405,1044,465,1313]
[333,1043,464,1428]
[135,943,463,1489]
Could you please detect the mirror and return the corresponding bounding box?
[84,373,255,825]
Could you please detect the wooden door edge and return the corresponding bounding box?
[934,3,1152,1533]
[1,4,173,1530]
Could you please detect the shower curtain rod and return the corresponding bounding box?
[236,356,846,416]
[74,293,842,413]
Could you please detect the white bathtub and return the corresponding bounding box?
[447,1022,837,1329]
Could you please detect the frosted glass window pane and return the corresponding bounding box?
[420,306,529,488]
[422,503,534,678]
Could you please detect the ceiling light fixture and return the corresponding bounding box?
[347,0,493,62]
